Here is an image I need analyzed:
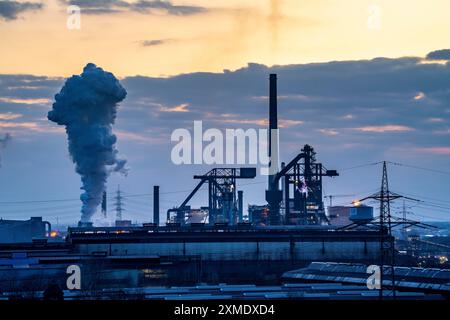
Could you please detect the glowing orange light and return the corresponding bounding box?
[50,231,58,238]
[352,200,361,207]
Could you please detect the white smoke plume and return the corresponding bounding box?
[0,133,12,167]
[48,63,128,223]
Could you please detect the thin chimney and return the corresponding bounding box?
[153,185,160,226]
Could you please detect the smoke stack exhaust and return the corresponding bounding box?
[153,186,160,226]
[101,191,107,218]
[48,63,128,223]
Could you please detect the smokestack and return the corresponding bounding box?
[153,186,160,226]
[237,190,243,223]
[281,161,286,209]
[265,74,283,225]
[101,191,107,218]
[268,74,279,191]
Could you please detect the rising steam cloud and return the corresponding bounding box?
[48,63,128,222]
[0,133,12,167]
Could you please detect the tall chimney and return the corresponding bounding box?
[268,74,279,191]
[153,185,160,226]
[265,74,283,225]
[237,190,243,223]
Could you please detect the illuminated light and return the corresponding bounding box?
[352,200,362,207]
[439,256,448,264]
[50,231,58,238]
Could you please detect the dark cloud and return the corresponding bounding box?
[0,1,42,20]
[119,51,450,163]
[426,49,450,61]
[0,74,62,99]
[65,0,207,16]
[2,50,449,153]
[131,0,206,16]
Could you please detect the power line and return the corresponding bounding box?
[387,161,450,176]
[0,188,206,205]
[339,161,383,171]
[392,191,450,205]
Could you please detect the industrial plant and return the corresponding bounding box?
[0,73,449,301]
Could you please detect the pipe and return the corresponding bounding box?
[153,185,160,226]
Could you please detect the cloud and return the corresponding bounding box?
[131,0,206,15]
[0,121,63,133]
[159,103,189,112]
[116,130,165,144]
[0,112,22,120]
[279,119,304,128]
[0,121,39,129]
[219,117,267,126]
[353,125,415,133]
[427,117,445,123]
[340,114,355,120]
[318,128,339,136]
[0,1,42,20]
[65,0,207,16]
[141,39,171,47]
[426,49,450,61]
[213,117,303,128]
[413,147,450,155]
[0,97,51,105]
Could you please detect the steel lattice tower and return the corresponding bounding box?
[114,185,124,221]
[361,161,400,299]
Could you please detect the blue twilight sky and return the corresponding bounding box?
[0,52,449,225]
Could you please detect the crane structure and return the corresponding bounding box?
[266,144,338,225]
[167,167,256,225]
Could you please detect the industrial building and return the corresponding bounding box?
[0,217,51,243]
[283,262,450,298]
